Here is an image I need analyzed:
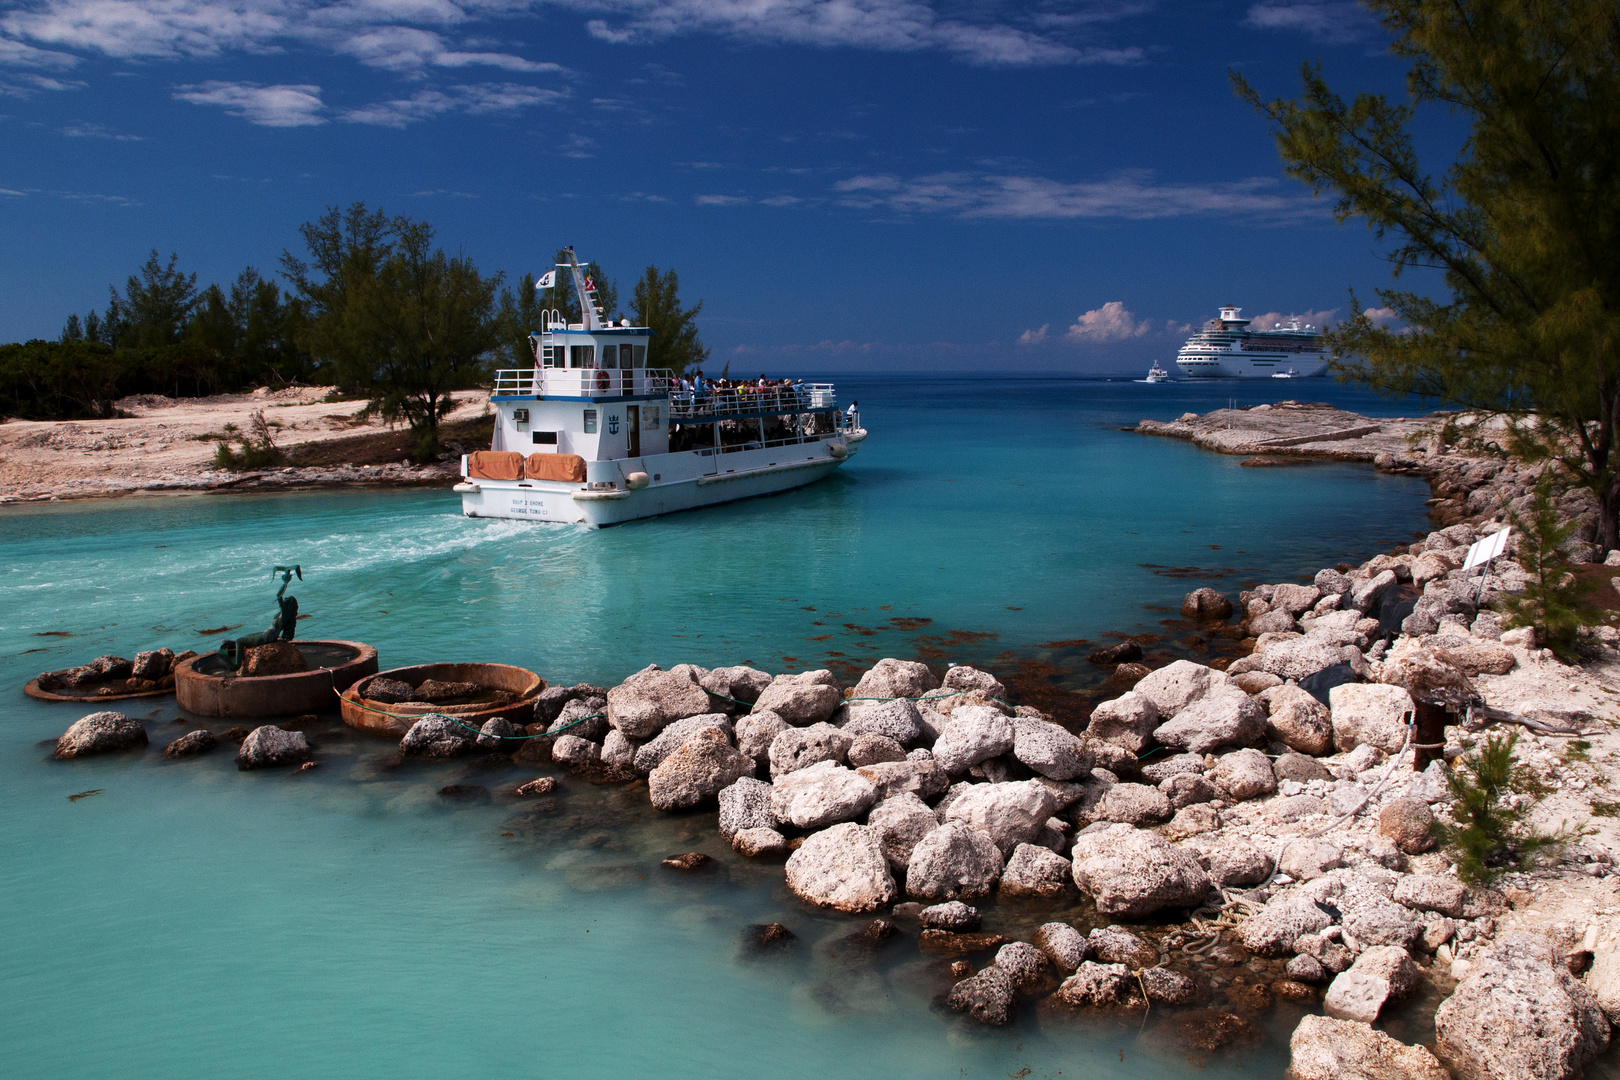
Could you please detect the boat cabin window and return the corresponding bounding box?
[583,409,597,434]
[644,406,660,429]
[601,345,617,369]
[532,431,557,445]
[619,344,633,368]
[632,345,646,367]
[570,345,595,368]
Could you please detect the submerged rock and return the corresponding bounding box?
[54,712,148,759]
[918,901,980,932]
[948,964,1017,1025]
[514,777,556,796]
[162,729,217,758]
[236,725,311,770]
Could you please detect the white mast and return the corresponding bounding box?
[560,246,607,331]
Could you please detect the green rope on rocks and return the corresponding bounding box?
[338,690,603,740]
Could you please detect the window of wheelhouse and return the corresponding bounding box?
[632,345,646,367]
[583,409,598,433]
[569,344,596,368]
[601,342,618,369]
[619,344,633,367]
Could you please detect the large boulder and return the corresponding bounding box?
[1273,583,1322,615]
[606,665,712,739]
[931,705,1015,774]
[1092,782,1172,826]
[941,779,1059,854]
[236,725,311,770]
[1324,945,1419,1023]
[1289,1015,1450,1080]
[1085,692,1160,752]
[1211,748,1277,802]
[1132,660,1235,718]
[865,792,939,870]
[999,843,1072,898]
[856,757,949,801]
[1261,683,1334,755]
[939,665,1007,700]
[905,822,1004,901]
[1069,823,1212,918]
[699,665,772,709]
[768,722,852,778]
[851,658,939,701]
[752,670,842,725]
[399,715,476,758]
[1331,684,1416,754]
[53,711,147,759]
[1351,569,1399,612]
[1054,962,1131,1007]
[840,698,926,747]
[648,727,755,810]
[717,777,777,841]
[735,710,788,769]
[1393,874,1467,918]
[130,647,175,681]
[848,733,906,767]
[768,760,877,829]
[1011,717,1093,780]
[784,823,897,913]
[1240,894,1335,955]
[1379,797,1438,854]
[1248,637,1357,683]
[1435,932,1609,1080]
[633,713,733,774]
[1152,688,1266,754]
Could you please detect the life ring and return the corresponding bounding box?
[594,370,611,393]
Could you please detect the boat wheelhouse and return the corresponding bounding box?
[1172,305,1329,378]
[455,248,864,527]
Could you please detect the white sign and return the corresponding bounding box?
[1462,527,1511,571]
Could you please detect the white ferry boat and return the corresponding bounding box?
[1144,363,1170,383]
[455,249,865,527]
[1173,305,1328,378]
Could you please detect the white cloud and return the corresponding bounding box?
[1164,318,1191,334]
[831,169,1320,221]
[694,193,746,205]
[174,80,326,126]
[1244,2,1382,44]
[1364,306,1400,327]
[1066,301,1149,342]
[0,34,79,68]
[0,71,85,95]
[62,121,142,138]
[339,81,561,125]
[570,0,1144,67]
[1018,324,1048,344]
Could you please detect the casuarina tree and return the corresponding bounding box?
[1235,0,1620,552]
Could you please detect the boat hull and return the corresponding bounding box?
[1174,354,1329,378]
[458,435,861,527]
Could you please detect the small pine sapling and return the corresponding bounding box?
[1438,730,1564,884]
[1501,480,1587,659]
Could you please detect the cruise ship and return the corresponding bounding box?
[454,248,864,527]
[1173,305,1329,378]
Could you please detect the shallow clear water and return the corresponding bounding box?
[2,376,1439,1077]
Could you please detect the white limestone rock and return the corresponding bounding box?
[1011,717,1093,780]
[768,721,853,778]
[941,778,1059,854]
[1260,683,1334,756]
[904,821,1004,901]
[633,713,733,775]
[1211,748,1278,802]
[1331,684,1417,754]
[1152,687,1266,754]
[54,711,147,759]
[1132,659,1235,718]
[1069,822,1212,919]
[647,727,754,810]
[606,664,713,739]
[1289,1014,1450,1080]
[768,759,878,829]
[851,658,939,701]
[1085,691,1160,752]
[784,823,897,913]
[1033,922,1089,972]
[931,705,1015,775]
[865,791,939,871]
[998,842,1072,898]
[753,670,843,726]
[1324,945,1419,1023]
[717,776,776,841]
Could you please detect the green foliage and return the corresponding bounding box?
[1234,0,1620,551]
[0,339,124,419]
[1438,730,1564,884]
[286,204,503,460]
[211,409,282,471]
[1501,479,1589,657]
[631,266,709,377]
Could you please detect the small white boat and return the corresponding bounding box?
[456,248,864,527]
[1271,367,1301,379]
[1145,363,1170,383]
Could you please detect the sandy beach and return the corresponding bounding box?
[0,386,488,503]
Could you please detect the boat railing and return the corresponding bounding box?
[668,382,837,419]
[492,368,675,398]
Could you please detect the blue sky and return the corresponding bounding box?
[0,1,1444,371]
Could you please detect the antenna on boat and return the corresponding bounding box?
[561,246,607,332]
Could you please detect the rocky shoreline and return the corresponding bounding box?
[41,401,1620,1078]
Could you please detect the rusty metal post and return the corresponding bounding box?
[1412,697,1450,772]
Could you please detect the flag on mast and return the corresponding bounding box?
[535,271,556,289]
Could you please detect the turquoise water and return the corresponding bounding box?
[1,376,1436,1078]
